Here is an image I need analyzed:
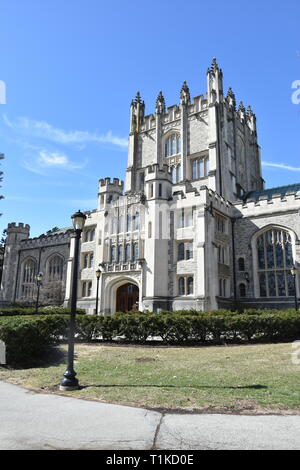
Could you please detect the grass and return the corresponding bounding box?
[0,341,300,414]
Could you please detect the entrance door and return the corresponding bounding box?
[116,283,139,312]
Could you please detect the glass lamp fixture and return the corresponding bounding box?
[96,268,101,279]
[36,272,43,282]
[71,210,87,231]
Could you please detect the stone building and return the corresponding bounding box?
[0,224,72,306]
[1,58,299,313]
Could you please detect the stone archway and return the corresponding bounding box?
[103,276,141,315]
[116,283,139,313]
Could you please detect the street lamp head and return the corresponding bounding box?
[71,210,87,231]
[36,272,43,282]
[291,266,297,276]
[96,268,101,279]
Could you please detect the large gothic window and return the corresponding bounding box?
[48,255,64,281]
[21,258,37,298]
[256,228,295,297]
[165,134,181,157]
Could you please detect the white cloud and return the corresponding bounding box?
[262,161,300,172]
[21,148,88,175]
[38,150,86,169]
[2,114,128,149]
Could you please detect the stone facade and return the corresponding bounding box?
[0,224,72,306]
[1,58,299,313]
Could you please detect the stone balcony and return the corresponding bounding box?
[100,259,145,273]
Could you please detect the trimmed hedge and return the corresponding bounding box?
[0,306,86,317]
[0,315,69,364]
[1,309,300,365]
[74,310,300,345]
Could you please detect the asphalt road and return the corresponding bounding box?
[1,381,300,450]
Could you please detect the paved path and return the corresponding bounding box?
[1,381,300,450]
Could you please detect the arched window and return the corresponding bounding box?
[239,283,246,297]
[187,277,193,295]
[48,255,64,281]
[165,134,181,157]
[178,277,185,296]
[255,227,295,297]
[238,257,245,272]
[21,258,37,298]
[178,243,185,261]
[22,258,36,283]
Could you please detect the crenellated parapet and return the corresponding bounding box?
[99,177,124,193]
[204,187,233,216]
[20,229,72,248]
[225,88,257,134]
[233,187,300,218]
[6,222,30,245]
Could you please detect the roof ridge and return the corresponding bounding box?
[243,182,300,201]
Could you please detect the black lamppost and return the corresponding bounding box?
[291,266,298,311]
[60,210,86,391]
[95,268,101,315]
[35,272,43,314]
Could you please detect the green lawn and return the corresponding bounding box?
[1,342,300,413]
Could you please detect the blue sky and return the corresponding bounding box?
[0,0,300,237]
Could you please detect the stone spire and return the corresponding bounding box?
[130,91,145,133]
[180,81,191,106]
[156,90,166,114]
[208,57,223,78]
[247,104,257,132]
[207,57,223,104]
[238,101,246,122]
[226,87,236,110]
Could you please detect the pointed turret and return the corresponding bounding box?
[247,104,257,132]
[238,101,246,122]
[226,87,236,110]
[180,81,191,106]
[130,91,145,133]
[207,57,223,104]
[156,91,166,114]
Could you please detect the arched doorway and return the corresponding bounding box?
[116,283,139,312]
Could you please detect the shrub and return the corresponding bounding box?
[0,306,85,317]
[0,315,69,364]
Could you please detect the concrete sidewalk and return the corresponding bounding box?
[0,381,300,450]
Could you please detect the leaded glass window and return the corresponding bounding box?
[21,258,37,298]
[48,255,64,281]
[165,134,181,157]
[256,228,295,297]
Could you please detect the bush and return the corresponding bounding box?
[1,309,300,365]
[0,315,69,364]
[0,306,85,317]
[71,310,300,345]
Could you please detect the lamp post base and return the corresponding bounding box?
[59,384,80,391]
[60,369,79,391]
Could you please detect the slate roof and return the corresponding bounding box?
[243,183,300,202]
